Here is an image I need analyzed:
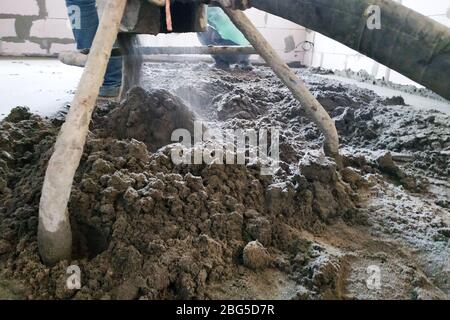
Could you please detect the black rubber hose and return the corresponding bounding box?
[250,0,450,100]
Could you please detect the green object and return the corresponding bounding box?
[207,7,250,46]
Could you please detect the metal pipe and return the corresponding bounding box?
[59,46,256,67]
[140,45,256,55]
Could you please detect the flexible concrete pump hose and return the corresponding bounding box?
[249,0,450,100]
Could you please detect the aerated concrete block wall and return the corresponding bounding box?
[0,0,76,56]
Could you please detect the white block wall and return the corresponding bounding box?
[0,0,76,56]
[2,0,40,16]
[245,8,309,63]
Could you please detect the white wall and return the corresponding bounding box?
[0,0,75,55]
[306,0,450,86]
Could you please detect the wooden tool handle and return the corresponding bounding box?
[38,0,128,266]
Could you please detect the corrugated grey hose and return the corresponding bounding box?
[250,0,450,100]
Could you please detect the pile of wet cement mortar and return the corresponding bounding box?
[0,63,449,299]
[0,89,358,299]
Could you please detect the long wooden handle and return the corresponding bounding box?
[38,0,128,266]
[222,6,340,160]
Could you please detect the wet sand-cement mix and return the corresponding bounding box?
[0,63,449,299]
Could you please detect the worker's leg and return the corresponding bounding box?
[197,26,251,69]
[65,0,122,97]
[197,27,231,69]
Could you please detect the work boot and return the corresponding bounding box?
[237,61,253,71]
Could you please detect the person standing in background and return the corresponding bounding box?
[198,6,252,70]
